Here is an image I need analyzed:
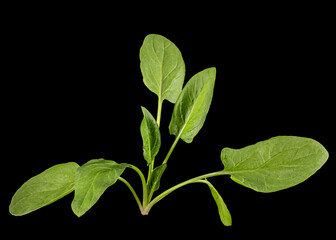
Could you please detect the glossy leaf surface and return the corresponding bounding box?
[140,34,185,103]
[169,67,216,143]
[71,159,127,217]
[9,162,79,216]
[221,136,329,192]
[140,106,161,165]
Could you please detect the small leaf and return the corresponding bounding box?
[221,136,329,192]
[71,159,127,217]
[202,179,232,226]
[169,67,216,143]
[140,34,185,103]
[148,163,167,192]
[140,106,161,165]
[9,162,79,216]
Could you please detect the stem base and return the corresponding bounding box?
[141,208,150,215]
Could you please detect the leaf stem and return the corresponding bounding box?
[128,164,149,206]
[144,170,228,212]
[118,177,143,212]
[147,96,163,185]
[162,136,180,165]
[156,96,163,127]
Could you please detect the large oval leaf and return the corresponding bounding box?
[169,67,216,143]
[9,162,79,216]
[221,136,329,192]
[140,34,185,103]
[71,159,127,217]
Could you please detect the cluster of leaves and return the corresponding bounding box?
[9,34,329,226]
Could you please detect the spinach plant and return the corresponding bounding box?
[9,34,329,226]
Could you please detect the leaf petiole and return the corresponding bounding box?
[156,96,163,127]
[118,177,143,212]
[127,164,149,206]
[162,136,180,165]
[144,170,228,213]
[146,96,163,187]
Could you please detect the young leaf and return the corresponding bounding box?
[140,34,185,103]
[148,163,167,193]
[140,106,161,165]
[9,162,79,216]
[71,159,127,217]
[221,136,329,193]
[169,67,216,143]
[202,179,232,226]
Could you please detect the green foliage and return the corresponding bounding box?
[71,159,127,217]
[200,179,232,226]
[9,34,329,227]
[9,162,79,216]
[140,106,161,166]
[221,136,329,192]
[148,163,167,194]
[169,67,216,143]
[140,34,185,104]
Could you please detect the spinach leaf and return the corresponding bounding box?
[148,163,167,193]
[71,159,127,217]
[140,34,185,103]
[169,67,216,143]
[201,179,232,226]
[140,106,161,165]
[9,162,79,216]
[221,136,329,192]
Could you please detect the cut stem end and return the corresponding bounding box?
[141,208,150,215]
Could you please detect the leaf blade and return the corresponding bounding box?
[148,163,167,193]
[221,136,329,192]
[140,106,161,165]
[140,34,185,103]
[9,162,79,216]
[169,67,216,143]
[71,159,127,217]
[202,179,232,226]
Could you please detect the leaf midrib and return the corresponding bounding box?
[225,152,319,175]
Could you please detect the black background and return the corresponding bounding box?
[3,2,334,238]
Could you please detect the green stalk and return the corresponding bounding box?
[144,170,229,213]
[147,96,163,184]
[162,136,180,165]
[128,164,149,207]
[156,96,163,127]
[118,177,142,212]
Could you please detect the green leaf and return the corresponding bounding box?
[221,136,329,193]
[169,67,216,143]
[202,179,232,226]
[140,34,185,103]
[140,106,161,165]
[9,162,79,216]
[148,163,167,193]
[71,159,127,217]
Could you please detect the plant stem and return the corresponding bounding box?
[128,164,149,206]
[162,136,180,165]
[156,96,163,127]
[147,96,163,184]
[147,163,153,183]
[144,170,229,212]
[118,177,143,212]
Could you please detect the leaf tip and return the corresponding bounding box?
[71,202,85,218]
